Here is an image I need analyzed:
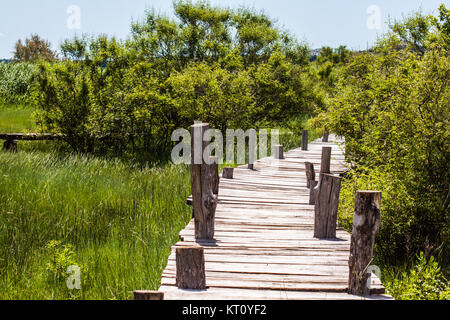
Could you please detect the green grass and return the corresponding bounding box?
[0,102,37,133]
[0,151,191,299]
[0,102,326,299]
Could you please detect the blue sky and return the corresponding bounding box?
[0,0,446,58]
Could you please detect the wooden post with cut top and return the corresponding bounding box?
[323,130,329,142]
[248,129,256,170]
[273,145,284,160]
[176,246,206,290]
[305,162,315,189]
[3,139,18,152]
[301,130,308,151]
[222,167,234,179]
[209,156,219,196]
[309,180,318,205]
[314,173,342,238]
[320,146,332,174]
[133,291,164,300]
[190,123,218,240]
[348,191,381,296]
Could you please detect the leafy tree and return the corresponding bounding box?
[313,7,450,266]
[13,34,57,62]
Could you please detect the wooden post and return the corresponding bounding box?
[209,156,219,195]
[176,246,206,290]
[301,130,308,151]
[222,167,234,179]
[314,173,342,238]
[133,291,164,300]
[273,145,284,160]
[248,129,256,170]
[3,139,18,152]
[305,162,315,189]
[348,191,381,296]
[309,180,318,205]
[320,146,332,174]
[190,123,218,240]
[323,130,329,142]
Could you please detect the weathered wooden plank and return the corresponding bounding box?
[159,285,392,300]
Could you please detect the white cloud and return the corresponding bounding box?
[0,32,5,37]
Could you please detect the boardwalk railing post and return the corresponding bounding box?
[176,246,206,290]
[209,156,219,196]
[314,173,342,238]
[133,291,164,300]
[348,191,381,296]
[320,146,332,174]
[309,180,318,205]
[3,139,18,152]
[323,130,329,142]
[301,130,308,151]
[305,162,315,189]
[273,145,284,160]
[222,167,234,179]
[191,123,218,240]
[248,129,257,170]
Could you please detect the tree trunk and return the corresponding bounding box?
[176,246,206,290]
[314,174,342,238]
[348,191,381,296]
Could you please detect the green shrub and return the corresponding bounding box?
[385,252,449,300]
[0,62,38,104]
[317,6,450,265]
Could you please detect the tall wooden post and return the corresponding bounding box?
[348,191,381,296]
[273,145,284,160]
[309,180,319,205]
[133,291,164,300]
[305,162,315,189]
[176,246,206,290]
[301,130,308,151]
[320,146,332,174]
[248,129,256,170]
[323,130,329,142]
[314,174,342,238]
[209,156,219,196]
[191,123,218,240]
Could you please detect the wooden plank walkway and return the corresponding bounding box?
[159,135,393,300]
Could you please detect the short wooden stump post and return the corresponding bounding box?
[176,246,206,290]
[190,123,218,240]
[273,145,284,160]
[305,162,315,189]
[314,174,342,238]
[133,291,164,300]
[301,130,308,151]
[320,146,332,174]
[222,167,234,179]
[3,139,18,152]
[323,130,329,142]
[348,191,381,296]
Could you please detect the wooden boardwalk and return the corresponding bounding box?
[158,136,393,300]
